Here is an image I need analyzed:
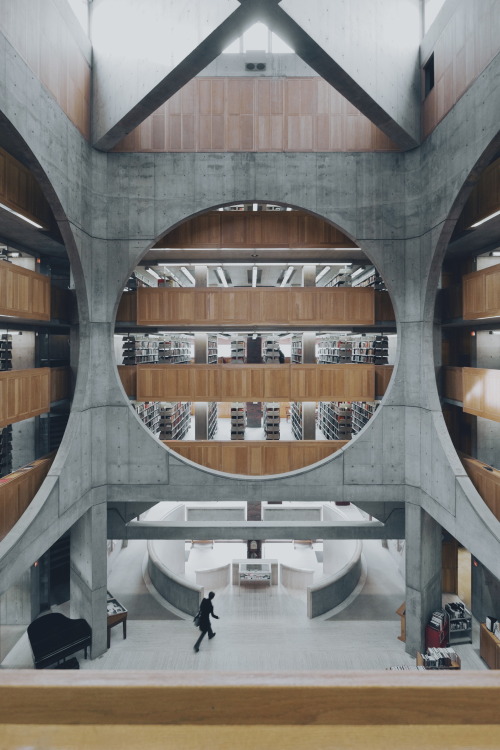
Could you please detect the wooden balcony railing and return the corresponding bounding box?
[0,261,50,320]
[442,366,464,403]
[460,454,500,522]
[463,264,500,320]
[164,440,348,475]
[0,368,51,429]
[463,367,500,422]
[0,453,55,541]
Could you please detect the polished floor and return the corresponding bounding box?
[1,537,486,671]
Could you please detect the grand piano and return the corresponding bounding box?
[27,612,92,669]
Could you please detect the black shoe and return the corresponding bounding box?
[194,645,199,652]
[208,633,216,639]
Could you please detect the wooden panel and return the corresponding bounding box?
[0,147,54,230]
[463,265,500,320]
[458,159,500,233]
[0,4,90,139]
[422,0,498,138]
[0,453,54,541]
[463,367,500,422]
[136,287,374,327]
[137,363,375,402]
[0,259,50,320]
[291,364,375,401]
[116,291,137,322]
[0,368,50,429]
[480,623,500,669]
[460,454,500,522]
[118,366,137,398]
[50,366,71,402]
[442,366,463,402]
[442,539,458,593]
[113,77,400,154]
[375,291,396,321]
[375,365,394,398]
[160,210,356,249]
[50,286,72,322]
[164,440,346,475]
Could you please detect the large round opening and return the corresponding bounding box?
[115,202,397,475]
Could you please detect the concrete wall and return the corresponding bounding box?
[307,540,363,618]
[322,506,359,575]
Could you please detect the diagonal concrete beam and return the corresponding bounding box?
[261,0,421,150]
[91,0,267,151]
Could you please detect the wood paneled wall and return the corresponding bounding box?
[136,363,375,402]
[113,77,400,153]
[159,210,356,248]
[50,366,72,403]
[0,368,50,429]
[463,367,500,422]
[461,454,500,522]
[462,264,500,320]
[0,0,90,138]
[136,287,375,327]
[0,453,54,541]
[118,365,137,398]
[163,440,347,475]
[442,366,464,403]
[422,0,499,138]
[0,260,50,320]
[0,148,54,230]
[375,365,394,398]
[116,291,137,322]
[50,286,73,322]
[456,158,500,233]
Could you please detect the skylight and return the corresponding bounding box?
[223,22,294,54]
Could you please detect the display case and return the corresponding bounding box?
[445,601,472,644]
[239,562,271,586]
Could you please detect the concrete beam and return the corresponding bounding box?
[109,513,405,540]
[268,0,421,150]
[92,0,254,150]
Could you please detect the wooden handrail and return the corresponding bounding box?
[0,453,55,541]
[163,440,348,475]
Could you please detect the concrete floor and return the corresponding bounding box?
[1,537,486,672]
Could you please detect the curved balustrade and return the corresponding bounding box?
[0,453,55,541]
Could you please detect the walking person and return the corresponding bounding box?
[194,591,219,653]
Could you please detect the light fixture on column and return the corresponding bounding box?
[315,266,330,283]
[180,266,195,284]
[252,265,258,287]
[280,266,295,287]
[216,266,228,287]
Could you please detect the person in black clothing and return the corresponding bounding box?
[194,591,219,653]
[278,349,285,363]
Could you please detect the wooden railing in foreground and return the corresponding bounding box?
[0,453,55,541]
[463,263,500,320]
[164,440,348,475]
[0,672,498,749]
[0,260,50,320]
[460,453,500,522]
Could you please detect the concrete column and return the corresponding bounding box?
[302,264,316,287]
[70,498,107,658]
[194,333,208,363]
[194,265,208,287]
[302,402,316,440]
[404,503,442,656]
[302,332,316,363]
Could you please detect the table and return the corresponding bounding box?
[231,558,279,585]
[107,594,128,649]
[238,562,271,587]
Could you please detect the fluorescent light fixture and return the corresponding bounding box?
[180,266,195,284]
[280,266,295,287]
[157,262,184,267]
[490,251,500,257]
[470,209,500,228]
[253,203,258,211]
[146,267,161,280]
[216,267,228,287]
[223,263,253,267]
[0,201,44,229]
[315,266,330,282]
[320,262,352,266]
[161,267,184,286]
[350,268,365,279]
[8,252,20,258]
[252,266,258,287]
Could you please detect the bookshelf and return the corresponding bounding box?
[351,335,388,364]
[262,336,280,363]
[445,601,472,644]
[0,334,12,371]
[231,338,246,364]
[208,402,218,439]
[207,335,218,365]
[230,403,246,440]
[0,425,12,478]
[416,647,461,670]
[122,335,159,364]
[425,609,449,649]
[158,336,192,364]
[318,402,352,440]
[135,401,161,436]
[291,335,302,364]
[263,403,280,440]
[351,401,379,434]
[290,402,303,441]
[159,402,191,440]
[317,337,352,364]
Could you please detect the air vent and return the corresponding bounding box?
[245,62,266,71]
